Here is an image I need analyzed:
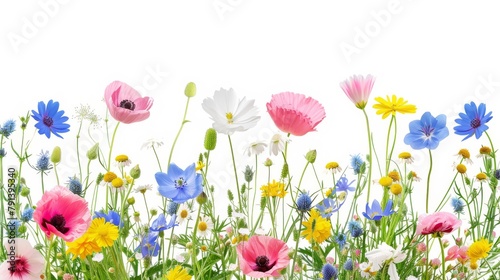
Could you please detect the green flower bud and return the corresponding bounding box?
[86,143,99,160]
[20,186,30,197]
[96,173,104,185]
[243,165,254,183]
[150,209,158,216]
[204,128,217,151]
[281,163,289,179]
[50,146,61,163]
[305,149,317,163]
[184,82,197,97]
[196,191,208,204]
[227,190,234,201]
[127,197,135,205]
[264,158,273,167]
[18,224,27,234]
[227,206,233,217]
[130,164,141,179]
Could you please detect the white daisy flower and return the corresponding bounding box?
[269,133,290,156]
[196,216,213,237]
[177,204,191,225]
[244,141,268,157]
[202,88,261,135]
[134,184,153,194]
[141,138,164,150]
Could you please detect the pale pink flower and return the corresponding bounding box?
[416,242,427,253]
[33,185,91,242]
[430,258,441,268]
[104,81,153,124]
[237,235,290,277]
[266,92,325,136]
[416,212,461,236]
[445,245,469,264]
[0,238,44,280]
[340,74,375,109]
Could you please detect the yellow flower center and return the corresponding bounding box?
[456,164,467,174]
[476,172,487,181]
[390,184,402,195]
[479,146,492,155]
[115,154,129,162]
[198,221,208,232]
[111,178,124,188]
[379,176,393,187]
[458,149,470,159]
[226,112,234,124]
[388,171,400,181]
[103,172,117,183]
[325,162,339,169]
[398,152,412,159]
[180,209,188,219]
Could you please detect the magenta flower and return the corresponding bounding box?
[33,186,91,242]
[237,235,290,277]
[104,81,153,124]
[0,238,44,280]
[340,74,375,109]
[266,92,325,136]
[416,212,461,237]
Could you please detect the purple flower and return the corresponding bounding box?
[454,102,493,141]
[137,231,160,258]
[335,176,355,193]
[404,112,449,150]
[316,198,345,218]
[362,199,395,221]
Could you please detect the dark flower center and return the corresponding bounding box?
[119,99,136,111]
[10,258,29,275]
[470,118,481,129]
[420,125,434,137]
[175,177,187,189]
[43,115,54,127]
[43,214,69,234]
[255,255,274,272]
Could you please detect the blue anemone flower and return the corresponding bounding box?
[94,210,123,228]
[31,100,70,139]
[404,112,449,150]
[316,198,345,218]
[136,231,160,258]
[362,199,395,221]
[149,213,177,232]
[454,102,493,141]
[156,163,203,204]
[335,176,355,194]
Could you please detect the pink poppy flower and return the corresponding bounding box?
[445,245,469,263]
[415,212,461,237]
[104,81,153,124]
[237,235,290,277]
[0,238,44,280]
[33,185,91,242]
[266,92,325,136]
[340,74,375,109]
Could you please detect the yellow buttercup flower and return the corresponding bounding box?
[66,233,101,259]
[301,209,331,244]
[164,265,192,280]
[467,238,492,269]
[86,218,119,247]
[373,95,417,119]
[195,161,205,171]
[260,179,287,198]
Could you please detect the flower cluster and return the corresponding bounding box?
[0,78,498,280]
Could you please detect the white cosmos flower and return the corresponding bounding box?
[365,243,407,280]
[269,133,290,156]
[244,141,268,157]
[202,88,261,135]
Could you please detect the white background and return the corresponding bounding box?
[1,1,500,220]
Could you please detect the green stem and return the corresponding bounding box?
[485,131,497,171]
[228,135,243,212]
[289,212,304,279]
[167,97,191,167]
[53,162,60,185]
[106,122,120,171]
[76,120,84,181]
[362,109,373,202]
[439,237,446,280]
[426,149,433,213]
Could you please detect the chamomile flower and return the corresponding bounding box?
[134,184,153,194]
[456,148,473,164]
[244,141,268,157]
[177,204,191,225]
[269,133,289,156]
[196,216,213,237]
[325,162,342,174]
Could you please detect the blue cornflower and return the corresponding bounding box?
[166,201,180,215]
[149,213,177,232]
[94,210,123,228]
[362,199,395,221]
[21,208,34,222]
[155,163,203,204]
[35,150,52,171]
[404,112,449,150]
[451,197,465,214]
[350,154,365,174]
[454,102,493,141]
[343,259,354,271]
[296,192,312,212]
[31,100,70,138]
[335,233,347,250]
[316,198,345,218]
[322,263,338,280]
[136,231,160,258]
[335,176,355,193]
[68,177,82,195]
[348,220,363,238]
[0,119,16,137]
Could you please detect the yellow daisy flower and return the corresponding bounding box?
[467,238,492,269]
[164,265,192,280]
[372,95,417,119]
[301,209,331,244]
[66,233,101,260]
[86,218,119,247]
[260,179,287,198]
